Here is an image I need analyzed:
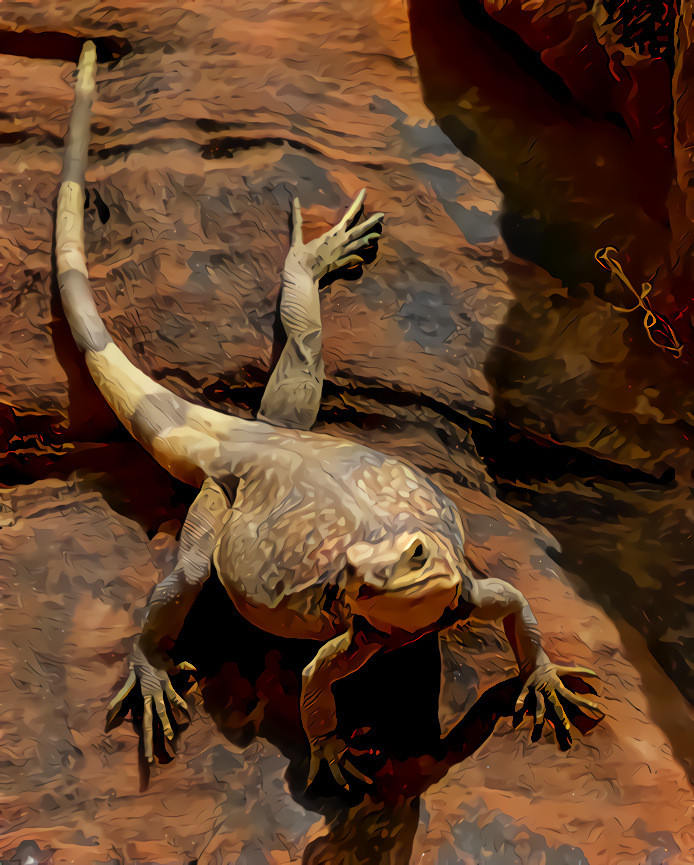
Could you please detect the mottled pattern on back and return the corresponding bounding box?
[215,433,465,617]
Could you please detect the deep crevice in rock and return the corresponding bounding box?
[0,29,131,64]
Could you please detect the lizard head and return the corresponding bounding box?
[344,531,462,633]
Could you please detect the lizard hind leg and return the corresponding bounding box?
[258,191,384,431]
[257,230,326,432]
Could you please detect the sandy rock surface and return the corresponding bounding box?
[0,0,693,863]
[408,0,694,709]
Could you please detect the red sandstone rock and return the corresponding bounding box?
[0,1,692,863]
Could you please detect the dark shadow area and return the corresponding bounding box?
[601,0,678,65]
[519,491,694,780]
[105,577,598,864]
[408,0,680,319]
[0,28,131,64]
[407,0,694,775]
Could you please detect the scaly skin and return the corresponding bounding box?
[56,43,603,789]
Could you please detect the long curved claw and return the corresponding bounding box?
[307,751,322,788]
[164,681,191,721]
[143,695,155,763]
[343,212,384,243]
[534,690,546,728]
[334,254,365,271]
[340,757,372,788]
[545,690,571,742]
[105,669,137,728]
[344,232,382,255]
[326,753,348,789]
[306,736,373,792]
[335,188,367,233]
[153,692,174,740]
[530,690,546,742]
[514,676,532,713]
[554,665,598,679]
[556,684,603,718]
[175,661,197,673]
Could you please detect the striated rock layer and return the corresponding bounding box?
[0,0,692,863]
[408,0,694,711]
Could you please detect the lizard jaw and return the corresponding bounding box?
[353,575,461,633]
[385,572,459,597]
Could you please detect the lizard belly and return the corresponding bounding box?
[227,587,342,641]
[214,517,345,641]
[212,464,355,641]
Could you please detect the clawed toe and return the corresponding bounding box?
[306,735,373,792]
[104,655,195,765]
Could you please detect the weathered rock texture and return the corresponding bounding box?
[0,0,693,863]
[672,2,694,299]
[409,0,694,709]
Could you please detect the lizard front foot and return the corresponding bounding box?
[515,663,604,749]
[105,645,195,763]
[306,734,373,792]
[288,189,384,283]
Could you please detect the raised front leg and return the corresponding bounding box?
[106,477,230,762]
[258,190,384,431]
[302,628,383,789]
[467,578,603,747]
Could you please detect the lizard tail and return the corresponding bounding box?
[56,41,110,356]
[56,42,263,486]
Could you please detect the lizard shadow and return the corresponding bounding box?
[168,576,598,864]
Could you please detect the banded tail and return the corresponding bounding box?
[56,42,266,485]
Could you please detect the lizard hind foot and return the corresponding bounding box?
[306,734,374,793]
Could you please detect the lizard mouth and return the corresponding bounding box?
[385,571,458,597]
[355,574,460,634]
